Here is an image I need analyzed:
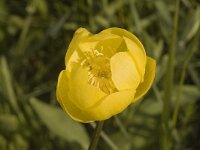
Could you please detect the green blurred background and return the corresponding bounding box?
[0,0,200,150]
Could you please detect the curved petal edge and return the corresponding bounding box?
[133,56,156,102]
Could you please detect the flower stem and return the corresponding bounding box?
[161,0,180,149]
[172,27,200,128]
[88,121,104,150]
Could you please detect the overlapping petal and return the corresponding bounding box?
[134,57,156,101]
[65,28,91,71]
[101,27,147,81]
[86,89,136,121]
[56,70,92,122]
[78,32,123,57]
[123,37,146,81]
[101,27,146,56]
[65,28,90,64]
[110,52,140,90]
[69,84,107,110]
[68,63,107,110]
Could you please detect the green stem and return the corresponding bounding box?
[161,0,180,149]
[88,121,104,150]
[172,27,200,128]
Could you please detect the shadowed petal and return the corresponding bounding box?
[101,27,146,56]
[65,28,91,70]
[134,57,156,101]
[123,37,146,81]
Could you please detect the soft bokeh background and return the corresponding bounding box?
[0,0,200,150]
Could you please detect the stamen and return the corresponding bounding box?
[80,50,117,94]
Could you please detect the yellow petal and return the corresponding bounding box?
[95,35,123,57]
[65,28,90,67]
[110,52,140,90]
[78,32,123,57]
[68,63,107,110]
[134,57,156,101]
[87,89,136,120]
[69,84,107,110]
[85,32,121,42]
[69,63,88,86]
[78,41,98,54]
[56,70,94,123]
[56,83,65,111]
[123,37,146,81]
[101,27,146,56]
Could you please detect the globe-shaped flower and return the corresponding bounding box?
[56,27,156,123]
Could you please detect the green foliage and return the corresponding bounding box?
[30,97,90,150]
[0,0,200,149]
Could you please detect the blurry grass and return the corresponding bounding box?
[0,0,200,150]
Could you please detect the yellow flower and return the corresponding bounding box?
[56,27,156,123]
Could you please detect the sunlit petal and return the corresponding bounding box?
[87,89,135,120]
[110,52,140,90]
[56,70,93,122]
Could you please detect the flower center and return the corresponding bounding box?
[81,50,117,94]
